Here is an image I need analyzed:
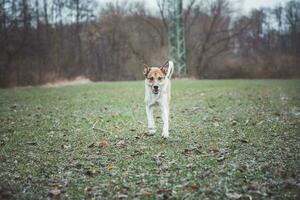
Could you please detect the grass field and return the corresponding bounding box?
[0,80,299,199]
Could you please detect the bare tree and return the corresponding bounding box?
[0,0,299,87]
[285,0,300,56]
[184,0,249,77]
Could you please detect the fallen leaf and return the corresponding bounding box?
[213,122,220,127]
[231,120,237,125]
[135,134,144,140]
[85,169,96,176]
[125,155,133,160]
[244,194,253,200]
[135,132,151,139]
[183,143,202,155]
[117,187,129,198]
[208,147,219,154]
[87,143,95,148]
[191,184,199,189]
[48,178,68,188]
[62,144,71,149]
[226,192,242,199]
[107,164,114,170]
[216,154,226,162]
[240,138,249,143]
[157,189,172,199]
[142,191,152,196]
[118,194,128,198]
[97,139,110,148]
[202,188,211,194]
[159,164,169,172]
[49,188,61,196]
[154,152,163,158]
[116,140,127,147]
[153,152,164,165]
[132,149,144,156]
[84,186,92,193]
[26,141,37,145]
[145,131,155,136]
[248,181,259,191]
[84,186,103,198]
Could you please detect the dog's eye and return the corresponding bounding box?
[158,77,163,81]
[149,77,154,81]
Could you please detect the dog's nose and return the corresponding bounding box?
[153,85,159,90]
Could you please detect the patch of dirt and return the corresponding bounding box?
[42,76,91,88]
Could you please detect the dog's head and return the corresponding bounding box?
[144,61,169,94]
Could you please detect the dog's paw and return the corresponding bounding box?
[161,131,169,138]
[149,129,156,134]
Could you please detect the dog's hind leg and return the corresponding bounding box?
[146,105,156,133]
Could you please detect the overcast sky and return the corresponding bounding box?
[98,0,290,14]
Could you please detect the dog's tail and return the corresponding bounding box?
[167,60,174,79]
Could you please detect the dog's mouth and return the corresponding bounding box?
[152,89,159,94]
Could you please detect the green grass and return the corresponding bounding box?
[0,80,299,199]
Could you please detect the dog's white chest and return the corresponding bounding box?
[145,80,169,107]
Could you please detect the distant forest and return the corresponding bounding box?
[0,0,299,87]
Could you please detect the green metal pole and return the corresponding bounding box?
[167,0,186,75]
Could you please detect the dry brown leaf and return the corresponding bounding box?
[142,191,152,196]
[97,139,110,148]
[208,147,219,154]
[107,164,114,170]
[191,184,199,189]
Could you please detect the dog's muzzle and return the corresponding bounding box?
[152,85,160,94]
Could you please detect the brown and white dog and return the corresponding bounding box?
[143,61,174,138]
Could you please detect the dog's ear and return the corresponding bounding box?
[160,61,169,75]
[143,64,150,77]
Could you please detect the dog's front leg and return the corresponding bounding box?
[160,100,169,138]
[146,105,156,133]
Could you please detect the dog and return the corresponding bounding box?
[144,60,174,138]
